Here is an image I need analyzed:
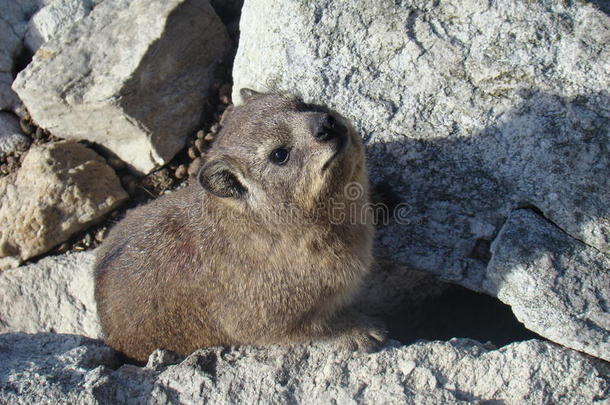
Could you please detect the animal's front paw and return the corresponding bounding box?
[330,312,387,352]
[336,324,387,352]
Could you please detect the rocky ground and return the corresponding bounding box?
[1,333,608,405]
[0,0,608,403]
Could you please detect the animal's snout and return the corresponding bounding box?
[313,113,347,142]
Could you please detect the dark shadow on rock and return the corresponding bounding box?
[355,262,540,347]
[0,332,181,404]
[384,285,540,347]
[366,90,609,291]
[356,90,608,347]
[0,333,118,396]
[11,46,33,78]
[587,0,610,15]
[210,0,244,25]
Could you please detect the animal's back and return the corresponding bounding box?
[94,186,226,361]
[94,91,383,363]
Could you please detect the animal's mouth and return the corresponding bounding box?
[322,133,349,171]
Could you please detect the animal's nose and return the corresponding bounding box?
[313,113,346,141]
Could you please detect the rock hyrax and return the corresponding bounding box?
[94,90,384,363]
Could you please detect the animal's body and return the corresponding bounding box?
[94,90,384,362]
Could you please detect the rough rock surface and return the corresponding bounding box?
[484,209,610,362]
[13,0,231,173]
[0,0,97,113]
[0,333,607,404]
[0,0,45,113]
[0,112,30,157]
[233,0,610,287]
[0,251,102,338]
[25,0,101,53]
[0,141,127,269]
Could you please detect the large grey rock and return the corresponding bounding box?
[0,251,102,338]
[0,111,30,157]
[0,0,42,113]
[24,0,100,53]
[484,209,610,361]
[0,0,90,114]
[13,0,231,174]
[0,141,127,269]
[233,0,610,292]
[0,334,607,404]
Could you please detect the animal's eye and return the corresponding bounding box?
[269,147,290,165]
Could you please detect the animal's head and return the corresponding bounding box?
[197,89,368,221]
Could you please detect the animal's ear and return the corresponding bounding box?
[197,158,247,199]
[240,88,261,101]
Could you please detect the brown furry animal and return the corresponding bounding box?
[94,90,384,363]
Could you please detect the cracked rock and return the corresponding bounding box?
[484,209,610,361]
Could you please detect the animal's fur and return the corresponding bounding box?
[94,91,383,363]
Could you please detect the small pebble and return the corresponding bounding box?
[209,123,219,134]
[196,129,205,139]
[175,164,188,179]
[218,83,232,105]
[83,233,92,247]
[187,146,199,160]
[19,118,34,135]
[194,139,206,153]
[16,138,30,152]
[204,133,215,142]
[56,242,70,253]
[188,158,202,177]
[95,228,107,242]
[220,106,233,125]
[34,127,44,141]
